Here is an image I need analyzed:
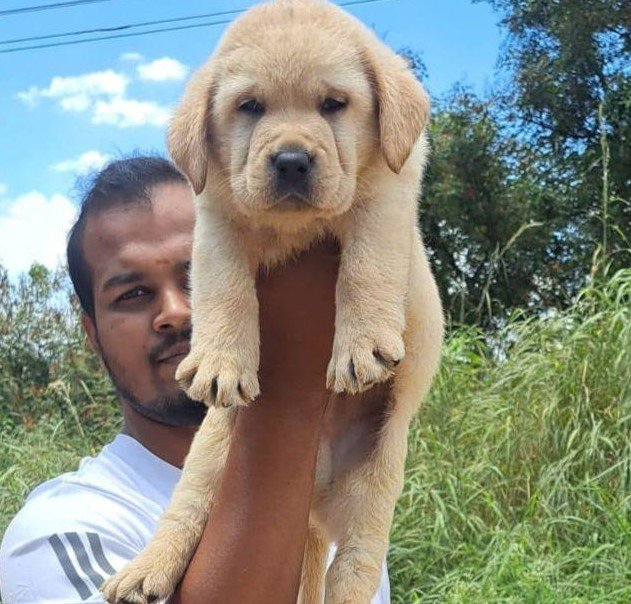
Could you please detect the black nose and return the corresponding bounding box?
[272,150,312,192]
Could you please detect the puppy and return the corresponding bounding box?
[102,0,443,602]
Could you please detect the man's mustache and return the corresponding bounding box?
[148,328,192,365]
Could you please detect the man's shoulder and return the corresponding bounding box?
[2,435,170,555]
[0,464,154,586]
[3,471,150,547]
[0,479,147,604]
[0,436,171,603]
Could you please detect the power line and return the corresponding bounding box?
[0,18,234,54]
[0,0,113,17]
[0,7,246,46]
[0,0,394,55]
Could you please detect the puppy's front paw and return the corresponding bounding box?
[101,550,181,604]
[326,327,404,394]
[175,347,260,407]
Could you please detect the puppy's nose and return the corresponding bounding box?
[272,150,312,190]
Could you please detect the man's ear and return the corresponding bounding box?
[167,62,216,195]
[81,312,105,368]
[363,45,430,174]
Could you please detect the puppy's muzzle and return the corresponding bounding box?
[270,148,313,199]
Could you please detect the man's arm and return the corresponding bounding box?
[173,382,328,603]
[173,242,339,604]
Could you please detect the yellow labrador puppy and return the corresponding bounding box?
[102,0,443,602]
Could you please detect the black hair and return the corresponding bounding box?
[67,155,189,319]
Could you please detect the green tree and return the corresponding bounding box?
[479,0,630,273]
[421,86,558,326]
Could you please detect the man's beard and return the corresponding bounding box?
[112,381,208,428]
[97,329,207,428]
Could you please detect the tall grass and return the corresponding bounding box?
[1,268,630,601]
[389,269,631,602]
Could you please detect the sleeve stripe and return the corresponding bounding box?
[86,532,117,575]
[65,532,105,589]
[47,534,93,600]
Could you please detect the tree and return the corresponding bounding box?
[421,86,560,326]
[479,0,630,274]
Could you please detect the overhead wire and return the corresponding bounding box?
[0,7,246,46]
[0,0,395,55]
[0,0,113,17]
[0,18,234,54]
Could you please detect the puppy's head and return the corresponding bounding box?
[168,0,429,222]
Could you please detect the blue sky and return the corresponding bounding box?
[0,0,503,275]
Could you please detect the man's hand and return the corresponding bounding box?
[174,240,390,604]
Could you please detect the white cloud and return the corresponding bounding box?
[137,57,188,82]
[45,70,128,99]
[18,70,129,111]
[0,183,7,197]
[17,68,171,128]
[59,93,91,112]
[121,52,144,62]
[0,191,76,274]
[51,151,111,174]
[16,86,40,107]
[92,98,171,128]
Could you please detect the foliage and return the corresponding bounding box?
[484,0,630,146]
[472,0,631,306]
[0,264,121,532]
[388,268,631,602]
[416,1,630,327]
[0,263,119,434]
[422,87,559,325]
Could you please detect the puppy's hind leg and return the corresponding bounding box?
[298,523,329,604]
[323,412,408,604]
[325,262,443,604]
[101,409,235,604]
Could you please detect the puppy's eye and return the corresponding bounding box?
[239,99,265,115]
[321,97,347,114]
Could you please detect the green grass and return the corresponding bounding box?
[389,270,631,602]
[1,270,630,602]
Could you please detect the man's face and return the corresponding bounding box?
[81,181,206,426]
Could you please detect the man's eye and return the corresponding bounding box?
[118,287,149,302]
[182,276,191,294]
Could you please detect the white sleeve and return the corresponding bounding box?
[0,528,140,604]
[372,558,391,603]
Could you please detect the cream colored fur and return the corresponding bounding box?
[102,1,443,602]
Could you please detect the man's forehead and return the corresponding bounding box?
[96,236,192,271]
[82,185,194,281]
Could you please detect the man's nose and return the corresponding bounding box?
[153,288,191,333]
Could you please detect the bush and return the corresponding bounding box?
[389,270,631,602]
[0,264,120,531]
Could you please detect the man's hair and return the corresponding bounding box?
[67,155,189,319]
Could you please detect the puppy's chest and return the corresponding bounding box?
[314,394,387,493]
[241,221,344,269]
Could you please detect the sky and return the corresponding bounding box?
[0,0,504,275]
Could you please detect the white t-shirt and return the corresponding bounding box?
[0,434,390,603]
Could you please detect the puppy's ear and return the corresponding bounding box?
[168,63,215,195]
[363,47,430,174]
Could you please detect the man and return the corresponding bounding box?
[0,156,392,603]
